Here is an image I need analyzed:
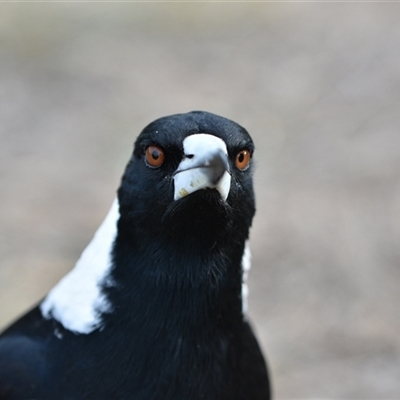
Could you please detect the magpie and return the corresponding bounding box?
[0,111,270,399]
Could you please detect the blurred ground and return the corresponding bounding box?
[1,3,400,399]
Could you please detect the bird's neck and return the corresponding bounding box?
[104,234,246,330]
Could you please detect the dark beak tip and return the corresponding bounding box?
[208,150,230,184]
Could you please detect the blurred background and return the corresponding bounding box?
[1,3,400,398]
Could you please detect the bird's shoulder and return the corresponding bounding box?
[0,307,53,399]
[0,335,46,399]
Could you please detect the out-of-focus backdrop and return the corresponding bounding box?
[1,4,400,398]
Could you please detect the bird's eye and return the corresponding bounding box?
[235,149,251,170]
[145,145,165,168]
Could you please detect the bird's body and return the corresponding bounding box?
[0,111,270,399]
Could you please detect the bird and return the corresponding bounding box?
[0,111,270,399]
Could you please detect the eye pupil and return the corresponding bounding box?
[238,153,245,163]
[151,150,160,160]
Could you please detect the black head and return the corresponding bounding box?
[117,111,255,252]
[118,111,255,252]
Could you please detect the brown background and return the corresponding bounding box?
[1,4,399,398]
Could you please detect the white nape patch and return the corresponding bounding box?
[241,240,252,315]
[40,198,120,335]
[174,134,231,201]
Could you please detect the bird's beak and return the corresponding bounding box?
[173,134,231,201]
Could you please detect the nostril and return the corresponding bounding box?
[185,154,194,159]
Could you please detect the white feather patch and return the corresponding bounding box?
[241,240,251,315]
[40,198,119,334]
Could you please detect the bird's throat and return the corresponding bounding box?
[103,235,245,332]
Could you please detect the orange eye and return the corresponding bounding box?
[145,145,165,168]
[235,149,251,170]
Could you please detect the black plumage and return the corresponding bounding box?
[0,111,270,399]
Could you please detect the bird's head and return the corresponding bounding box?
[117,111,255,253]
